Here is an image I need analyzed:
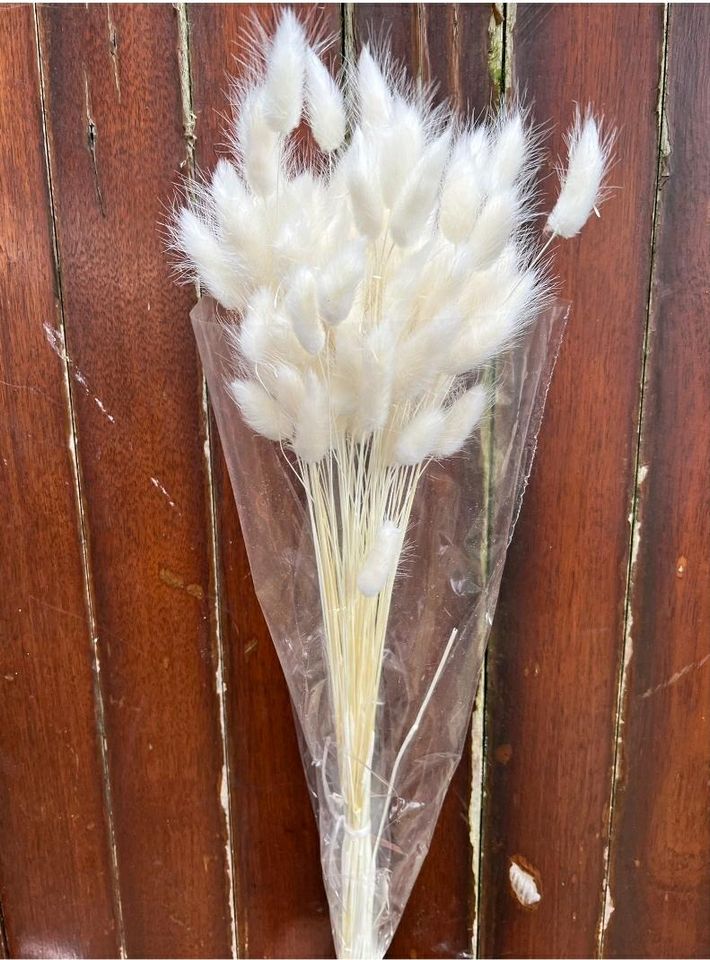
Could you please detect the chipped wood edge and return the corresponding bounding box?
[32,6,127,956]
[596,6,671,955]
[175,5,239,957]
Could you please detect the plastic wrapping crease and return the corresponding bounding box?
[193,295,569,958]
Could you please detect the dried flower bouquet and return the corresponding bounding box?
[171,12,612,959]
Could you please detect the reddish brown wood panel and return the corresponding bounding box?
[604,6,710,956]
[481,5,665,958]
[36,5,233,956]
[188,6,342,957]
[352,3,497,110]
[0,7,119,957]
[350,7,496,958]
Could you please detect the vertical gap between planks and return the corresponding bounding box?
[411,9,486,950]
[596,6,671,956]
[0,897,8,958]
[472,6,508,957]
[31,7,127,956]
[486,2,505,104]
[341,3,354,64]
[175,6,239,958]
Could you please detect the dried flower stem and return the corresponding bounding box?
[300,440,422,958]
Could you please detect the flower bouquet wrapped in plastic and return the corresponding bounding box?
[171,13,612,958]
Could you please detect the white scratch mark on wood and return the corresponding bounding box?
[150,476,176,509]
[93,396,115,423]
[43,322,116,424]
[602,883,615,934]
[43,320,67,360]
[621,464,647,704]
[469,671,485,955]
[509,860,541,906]
[640,653,710,700]
[204,375,238,957]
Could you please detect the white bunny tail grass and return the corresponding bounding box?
[234,89,282,198]
[284,268,325,355]
[346,131,385,238]
[390,132,452,247]
[547,107,615,238]
[439,134,487,244]
[261,10,307,134]
[305,48,347,152]
[170,207,246,310]
[318,240,366,326]
[393,407,446,466]
[356,44,393,131]
[293,370,331,462]
[357,522,404,597]
[435,385,491,458]
[228,378,292,442]
[168,13,614,958]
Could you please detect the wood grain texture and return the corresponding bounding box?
[0,7,119,957]
[188,6,341,957]
[481,5,665,958]
[36,5,233,956]
[604,6,710,957]
[350,7,496,958]
[352,3,496,111]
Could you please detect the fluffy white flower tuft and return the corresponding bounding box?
[284,268,324,356]
[547,108,614,238]
[293,370,330,462]
[172,207,245,310]
[228,379,292,442]
[356,46,392,131]
[435,386,490,457]
[393,408,445,466]
[305,49,346,152]
[171,11,612,469]
[357,522,403,597]
[261,10,307,134]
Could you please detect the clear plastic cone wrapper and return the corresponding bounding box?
[193,296,569,959]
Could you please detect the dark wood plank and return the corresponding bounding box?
[350,7,496,959]
[352,3,496,113]
[481,5,665,957]
[604,6,710,956]
[36,5,233,956]
[0,6,119,956]
[188,6,342,957]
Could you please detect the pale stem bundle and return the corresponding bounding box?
[171,12,613,958]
